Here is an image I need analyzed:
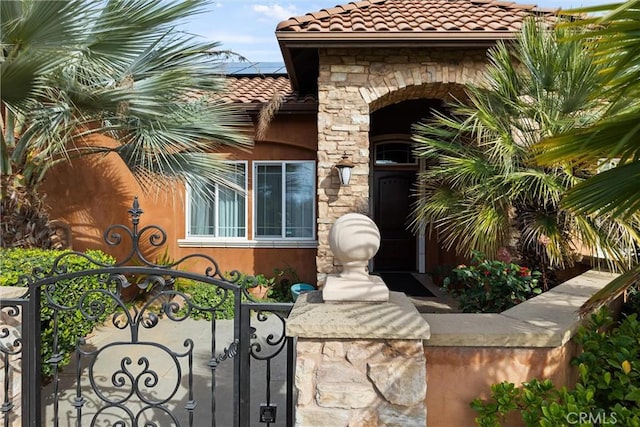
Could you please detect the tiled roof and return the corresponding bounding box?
[277,0,558,33]
[219,76,316,107]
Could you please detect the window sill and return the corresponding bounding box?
[177,239,318,249]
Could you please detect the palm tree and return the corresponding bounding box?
[411,18,640,288]
[1,0,252,248]
[535,0,640,312]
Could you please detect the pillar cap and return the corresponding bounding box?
[286,291,431,340]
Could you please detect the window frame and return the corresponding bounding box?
[184,160,248,241]
[253,160,316,241]
[373,139,417,166]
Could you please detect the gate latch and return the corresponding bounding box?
[259,404,277,423]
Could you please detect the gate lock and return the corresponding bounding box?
[259,404,277,423]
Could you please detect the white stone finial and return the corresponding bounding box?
[323,213,389,302]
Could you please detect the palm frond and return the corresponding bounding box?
[256,92,285,141]
[0,0,94,105]
[563,161,640,218]
[1,0,252,201]
[537,112,640,166]
[579,265,640,316]
[506,170,565,205]
[412,17,638,273]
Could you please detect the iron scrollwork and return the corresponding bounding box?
[2,198,296,426]
[1,304,23,420]
[249,310,289,361]
[18,199,247,426]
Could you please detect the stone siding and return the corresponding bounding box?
[316,47,490,282]
[0,287,27,427]
[295,338,426,427]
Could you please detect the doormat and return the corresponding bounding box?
[377,272,435,298]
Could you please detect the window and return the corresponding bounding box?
[182,160,316,246]
[188,162,247,238]
[374,141,416,165]
[255,161,315,239]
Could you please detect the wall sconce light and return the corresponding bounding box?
[335,152,355,186]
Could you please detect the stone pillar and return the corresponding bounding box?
[315,47,489,285]
[0,287,27,427]
[289,213,430,426]
[286,291,431,426]
[316,50,371,285]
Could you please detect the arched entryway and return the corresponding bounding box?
[369,99,442,273]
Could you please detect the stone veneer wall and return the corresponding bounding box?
[286,291,431,427]
[316,47,490,283]
[295,339,426,427]
[0,287,27,427]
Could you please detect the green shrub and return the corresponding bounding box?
[173,268,297,320]
[270,266,299,302]
[573,310,640,412]
[472,309,640,426]
[174,279,237,320]
[0,248,116,379]
[443,251,542,313]
[622,284,640,316]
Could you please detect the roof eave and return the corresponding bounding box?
[237,102,319,114]
[276,30,520,47]
[277,39,301,94]
[276,31,518,91]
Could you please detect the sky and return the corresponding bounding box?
[182,0,618,63]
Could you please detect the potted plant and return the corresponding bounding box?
[246,274,275,299]
[272,266,300,301]
[273,265,315,301]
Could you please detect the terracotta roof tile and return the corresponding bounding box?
[341,3,358,11]
[310,10,329,19]
[276,0,558,33]
[218,76,317,107]
[353,22,367,31]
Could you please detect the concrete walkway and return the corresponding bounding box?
[42,315,291,427]
[405,273,459,314]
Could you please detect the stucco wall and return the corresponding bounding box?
[316,47,490,282]
[425,343,579,427]
[422,270,618,427]
[40,112,319,283]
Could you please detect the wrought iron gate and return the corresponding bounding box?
[0,199,294,427]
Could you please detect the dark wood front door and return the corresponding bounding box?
[373,170,416,271]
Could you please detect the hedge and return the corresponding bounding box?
[1,248,116,379]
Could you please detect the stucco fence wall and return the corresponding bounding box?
[423,269,618,427]
[287,269,618,427]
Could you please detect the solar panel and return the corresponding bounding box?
[219,62,287,76]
